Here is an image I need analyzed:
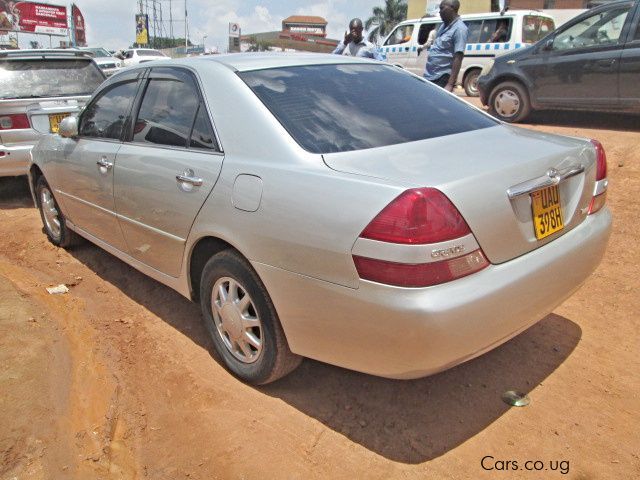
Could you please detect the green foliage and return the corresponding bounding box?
[246,36,273,52]
[365,0,408,42]
[132,37,193,49]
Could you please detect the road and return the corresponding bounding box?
[1,106,638,479]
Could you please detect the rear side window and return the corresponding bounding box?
[79,81,138,139]
[240,64,496,154]
[465,18,513,43]
[133,77,199,147]
[0,59,104,100]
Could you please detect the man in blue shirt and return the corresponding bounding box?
[333,18,383,60]
[423,0,468,91]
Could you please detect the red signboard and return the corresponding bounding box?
[0,1,68,36]
[72,4,86,46]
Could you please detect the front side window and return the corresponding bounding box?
[240,64,496,154]
[523,16,555,43]
[0,59,104,100]
[553,7,630,50]
[79,81,138,139]
[132,75,199,148]
[418,23,439,44]
[384,24,415,46]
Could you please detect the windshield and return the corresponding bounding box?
[83,48,112,58]
[0,59,105,99]
[137,49,165,57]
[240,64,497,154]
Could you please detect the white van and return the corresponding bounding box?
[379,10,556,96]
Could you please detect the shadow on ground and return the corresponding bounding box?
[525,110,639,132]
[67,241,581,465]
[0,177,32,209]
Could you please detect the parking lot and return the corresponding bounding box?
[0,104,638,479]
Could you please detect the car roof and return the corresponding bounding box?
[165,52,377,72]
[401,9,556,23]
[0,49,94,60]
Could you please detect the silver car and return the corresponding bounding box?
[0,49,105,177]
[29,54,612,384]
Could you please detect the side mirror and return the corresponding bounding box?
[542,38,554,51]
[58,116,79,138]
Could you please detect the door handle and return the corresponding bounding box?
[176,169,203,186]
[96,156,113,170]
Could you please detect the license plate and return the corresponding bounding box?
[49,113,70,133]
[531,185,564,240]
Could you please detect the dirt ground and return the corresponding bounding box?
[1,104,639,480]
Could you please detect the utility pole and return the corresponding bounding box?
[169,0,173,43]
[184,0,188,49]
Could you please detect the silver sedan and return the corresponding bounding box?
[29,53,612,384]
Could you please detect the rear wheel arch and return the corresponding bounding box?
[188,236,237,302]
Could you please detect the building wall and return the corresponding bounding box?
[408,0,491,18]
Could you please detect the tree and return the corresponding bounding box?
[246,36,273,52]
[365,0,408,43]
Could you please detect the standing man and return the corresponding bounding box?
[333,18,383,60]
[423,0,468,91]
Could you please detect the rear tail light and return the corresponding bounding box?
[361,188,471,244]
[0,114,30,130]
[588,139,607,215]
[354,188,489,288]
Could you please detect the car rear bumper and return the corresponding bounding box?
[0,142,34,177]
[253,208,612,379]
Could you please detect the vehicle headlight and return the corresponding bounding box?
[480,60,494,77]
[117,62,122,67]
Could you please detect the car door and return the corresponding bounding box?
[618,2,640,110]
[113,66,223,277]
[54,71,142,252]
[524,3,633,108]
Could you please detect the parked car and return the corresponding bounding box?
[120,48,168,66]
[29,54,611,384]
[79,47,123,76]
[478,0,640,122]
[380,10,556,96]
[0,49,105,177]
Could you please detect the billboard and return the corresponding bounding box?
[136,13,149,45]
[0,1,68,36]
[71,4,86,46]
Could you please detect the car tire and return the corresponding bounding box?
[35,176,81,248]
[200,250,302,385]
[463,69,481,97]
[488,81,532,123]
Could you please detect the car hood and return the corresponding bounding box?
[323,124,598,264]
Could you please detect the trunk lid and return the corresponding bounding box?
[323,124,597,264]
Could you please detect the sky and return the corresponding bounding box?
[15,0,391,52]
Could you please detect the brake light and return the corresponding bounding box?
[588,139,607,215]
[590,139,607,181]
[354,188,489,288]
[360,188,471,244]
[0,114,30,130]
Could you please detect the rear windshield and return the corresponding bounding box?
[137,49,165,56]
[0,59,105,99]
[239,64,496,154]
